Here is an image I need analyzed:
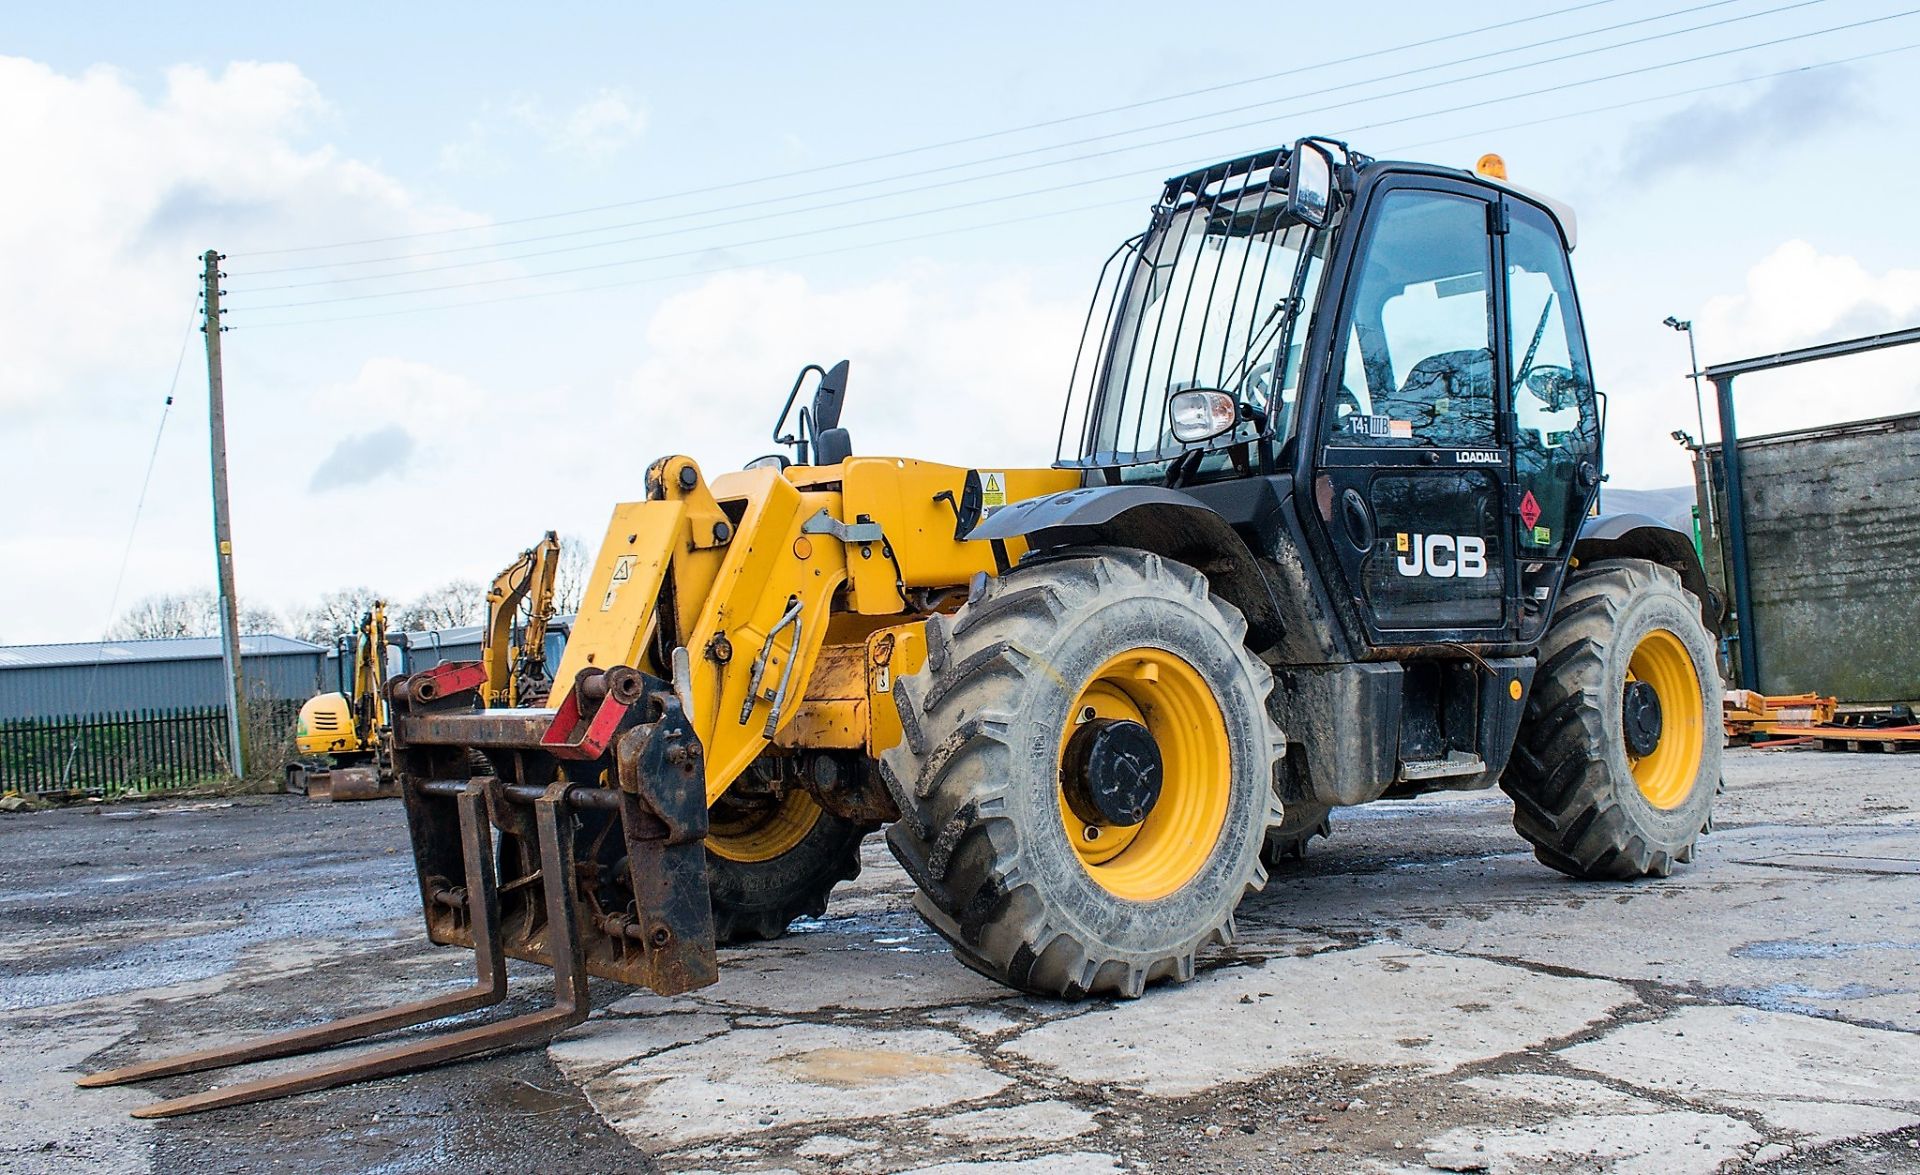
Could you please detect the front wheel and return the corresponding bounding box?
[706,789,867,942]
[881,548,1284,999]
[1503,558,1721,879]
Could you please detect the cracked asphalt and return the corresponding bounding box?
[1,746,1917,1173]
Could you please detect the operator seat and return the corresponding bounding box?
[813,427,853,466]
[1378,348,1494,446]
[810,359,853,465]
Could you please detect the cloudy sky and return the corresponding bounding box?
[4,1,1919,643]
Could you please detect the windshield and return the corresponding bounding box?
[1067,188,1327,471]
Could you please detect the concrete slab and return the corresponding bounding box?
[1722,1098,1920,1147]
[899,1154,1122,1175]
[926,1101,1099,1142]
[1560,1003,1920,1105]
[1241,755,1920,1033]
[1000,943,1634,1096]
[9,750,1920,1171]
[603,929,1011,1017]
[1414,1109,1759,1174]
[581,1022,1011,1148]
[0,1018,152,1173]
[549,1012,732,1080]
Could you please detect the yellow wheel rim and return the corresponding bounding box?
[1057,648,1232,901]
[1626,628,1704,810]
[707,789,821,863]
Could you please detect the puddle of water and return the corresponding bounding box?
[1727,981,1910,1015]
[1731,939,1920,960]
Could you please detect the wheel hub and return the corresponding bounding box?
[1061,718,1163,827]
[1622,679,1663,757]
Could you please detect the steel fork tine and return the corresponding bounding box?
[78,786,507,1090]
[123,782,590,1119]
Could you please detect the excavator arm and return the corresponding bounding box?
[481,531,561,707]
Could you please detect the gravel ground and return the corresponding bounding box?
[1,746,1916,1173]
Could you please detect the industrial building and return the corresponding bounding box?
[0,634,326,722]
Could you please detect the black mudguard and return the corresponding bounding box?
[971,485,1286,654]
[1575,512,1720,632]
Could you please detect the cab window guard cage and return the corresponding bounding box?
[1055,146,1318,472]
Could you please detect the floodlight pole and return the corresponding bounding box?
[202,249,247,779]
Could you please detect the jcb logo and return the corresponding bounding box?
[1394,533,1488,579]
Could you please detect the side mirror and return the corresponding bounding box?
[1287,140,1334,229]
[1169,389,1238,444]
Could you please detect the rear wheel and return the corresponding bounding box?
[882,549,1284,998]
[1261,801,1332,867]
[706,789,867,942]
[1503,558,1720,879]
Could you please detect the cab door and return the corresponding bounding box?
[1502,198,1601,642]
[1311,179,1515,645]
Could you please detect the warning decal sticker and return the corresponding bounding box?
[1518,490,1542,531]
[601,554,637,611]
[980,472,1007,511]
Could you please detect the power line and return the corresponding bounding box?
[61,296,197,786]
[1381,37,1916,154]
[240,34,1920,331]
[234,0,1777,284]
[240,4,1910,313]
[235,0,1631,259]
[240,196,1145,328]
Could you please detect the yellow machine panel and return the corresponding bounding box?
[552,500,685,685]
[295,693,360,757]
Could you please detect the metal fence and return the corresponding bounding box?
[0,706,274,796]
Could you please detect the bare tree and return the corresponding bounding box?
[110,592,208,639]
[553,534,592,616]
[290,587,386,645]
[110,590,280,640]
[398,580,485,631]
[238,602,282,636]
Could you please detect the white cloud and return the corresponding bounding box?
[554,89,648,159]
[1595,239,1920,490]
[0,56,474,416]
[498,88,649,162]
[621,265,1083,473]
[1695,240,1920,435]
[0,56,487,642]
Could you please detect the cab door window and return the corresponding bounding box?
[1327,190,1497,448]
[1505,199,1599,624]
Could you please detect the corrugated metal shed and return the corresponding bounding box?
[0,635,326,721]
[320,616,574,686]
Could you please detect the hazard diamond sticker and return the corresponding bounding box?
[1519,490,1542,531]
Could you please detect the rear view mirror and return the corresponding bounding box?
[1169,389,1238,444]
[1287,140,1334,229]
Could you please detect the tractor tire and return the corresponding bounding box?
[1261,801,1332,867]
[881,548,1284,999]
[1503,558,1721,880]
[706,791,868,943]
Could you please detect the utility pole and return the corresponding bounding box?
[1664,316,1716,541]
[203,249,247,779]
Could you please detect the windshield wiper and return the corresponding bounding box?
[1221,297,1299,391]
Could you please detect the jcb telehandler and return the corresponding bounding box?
[85,139,1720,1117]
